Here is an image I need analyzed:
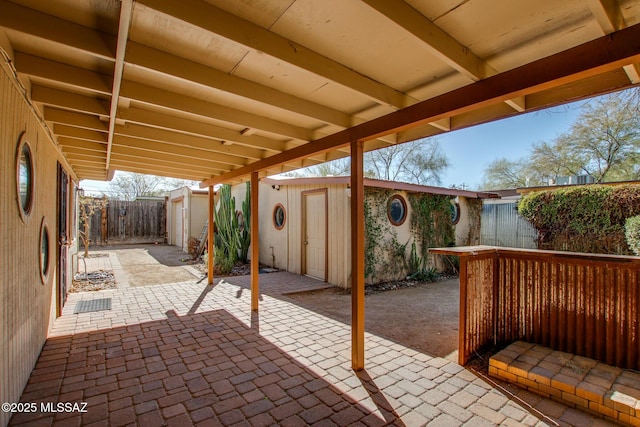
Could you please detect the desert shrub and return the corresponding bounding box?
[213,247,235,275]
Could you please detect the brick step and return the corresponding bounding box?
[489,341,640,426]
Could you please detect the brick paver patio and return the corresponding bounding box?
[9,273,616,426]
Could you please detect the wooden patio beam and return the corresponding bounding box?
[31,85,109,116]
[137,0,413,109]
[0,0,116,60]
[106,0,133,169]
[44,107,108,132]
[117,108,286,153]
[120,81,311,142]
[251,172,259,312]
[13,52,112,95]
[125,42,352,128]
[207,186,215,285]
[202,22,640,187]
[350,139,365,371]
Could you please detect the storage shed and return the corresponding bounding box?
[167,186,210,252]
[231,177,496,288]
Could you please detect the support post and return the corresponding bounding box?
[251,172,259,311]
[458,255,468,365]
[350,139,365,370]
[207,185,215,285]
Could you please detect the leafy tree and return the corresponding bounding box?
[480,158,535,189]
[284,138,449,185]
[365,138,449,185]
[284,157,351,177]
[481,88,640,189]
[566,89,640,181]
[107,171,198,200]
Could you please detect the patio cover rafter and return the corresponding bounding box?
[136,0,415,109]
[202,22,640,186]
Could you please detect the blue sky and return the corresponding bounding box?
[436,100,586,190]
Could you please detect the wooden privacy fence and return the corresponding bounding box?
[88,199,166,245]
[430,246,640,370]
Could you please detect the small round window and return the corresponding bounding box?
[273,204,286,230]
[16,134,34,222]
[450,202,461,225]
[39,218,51,285]
[387,195,407,226]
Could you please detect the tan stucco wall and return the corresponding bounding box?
[168,187,188,248]
[189,194,208,241]
[455,197,471,245]
[168,188,209,252]
[227,181,479,288]
[1,60,76,426]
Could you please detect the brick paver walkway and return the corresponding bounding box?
[9,273,615,426]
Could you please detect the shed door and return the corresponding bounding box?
[173,200,183,249]
[303,191,327,281]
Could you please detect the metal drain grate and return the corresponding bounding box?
[73,298,112,314]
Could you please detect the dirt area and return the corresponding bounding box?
[287,278,460,361]
[86,244,200,287]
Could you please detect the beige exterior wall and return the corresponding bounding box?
[1,60,76,426]
[280,182,351,287]
[189,193,208,244]
[227,181,480,288]
[231,181,351,287]
[168,187,188,248]
[168,187,209,252]
[455,197,472,246]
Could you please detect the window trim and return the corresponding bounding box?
[39,217,51,285]
[450,201,461,225]
[15,132,35,223]
[273,203,286,230]
[387,194,407,226]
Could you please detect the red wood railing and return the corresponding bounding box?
[430,246,640,369]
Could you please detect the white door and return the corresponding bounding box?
[303,192,326,281]
[173,200,183,248]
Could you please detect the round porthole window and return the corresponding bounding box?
[387,195,407,226]
[450,202,461,225]
[273,204,286,230]
[39,218,51,285]
[16,133,34,222]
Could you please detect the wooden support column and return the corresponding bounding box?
[350,139,365,371]
[207,185,214,285]
[251,172,260,311]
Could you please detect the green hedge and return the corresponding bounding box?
[517,184,640,254]
[626,215,640,256]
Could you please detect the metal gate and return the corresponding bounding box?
[480,200,537,249]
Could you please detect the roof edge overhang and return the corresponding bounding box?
[261,176,499,199]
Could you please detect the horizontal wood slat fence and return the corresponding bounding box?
[88,199,166,245]
[430,246,639,370]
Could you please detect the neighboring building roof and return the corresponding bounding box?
[262,177,500,199]
[134,196,166,201]
[481,188,520,198]
[168,186,212,195]
[516,180,640,196]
